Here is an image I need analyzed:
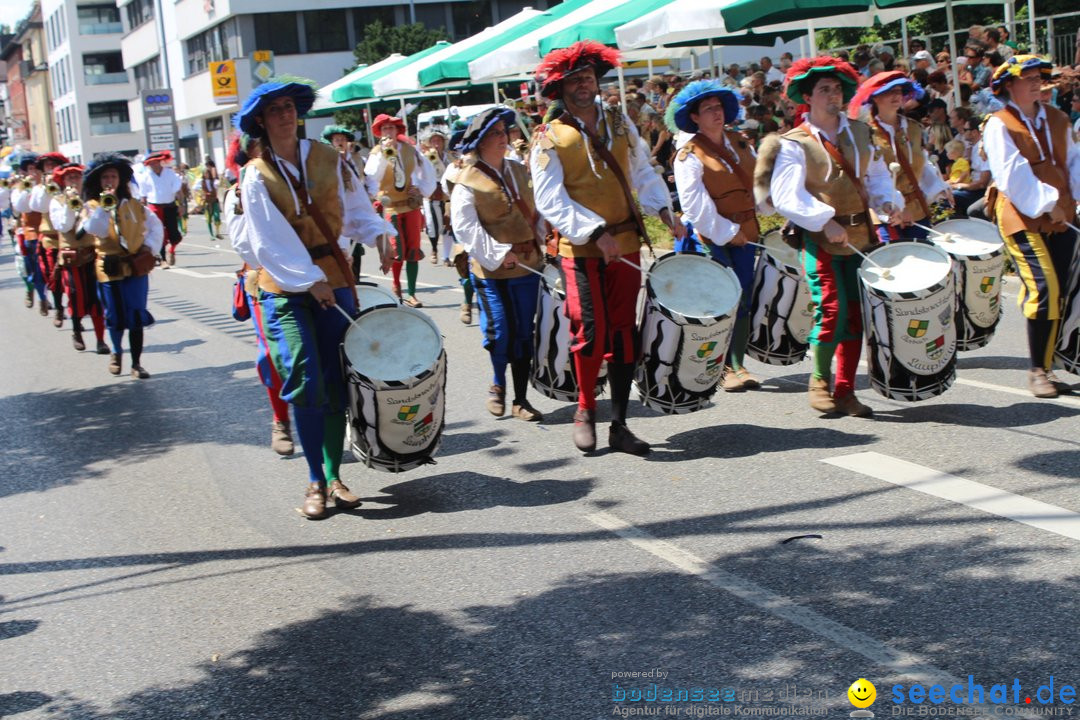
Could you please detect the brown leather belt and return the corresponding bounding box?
[604,220,639,236]
[833,213,867,227]
[308,244,334,260]
[40,231,60,238]
[728,210,757,223]
[386,198,422,211]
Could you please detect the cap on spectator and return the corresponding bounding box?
[913,50,933,62]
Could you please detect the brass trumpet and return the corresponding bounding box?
[45,180,62,195]
[67,195,83,212]
[100,191,118,210]
[20,178,34,191]
[0,178,10,189]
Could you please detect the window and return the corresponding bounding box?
[83,52,127,84]
[78,4,122,34]
[133,57,162,92]
[126,0,154,29]
[415,4,448,34]
[253,12,299,55]
[303,10,348,52]
[88,101,130,135]
[352,6,397,39]
[184,21,238,76]
[450,0,491,40]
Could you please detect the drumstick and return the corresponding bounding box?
[618,256,675,293]
[516,263,546,279]
[912,222,955,242]
[845,242,893,279]
[1068,223,1080,236]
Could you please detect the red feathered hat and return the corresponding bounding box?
[51,162,84,186]
[847,70,922,118]
[372,114,407,136]
[783,56,861,105]
[36,152,70,170]
[535,40,621,100]
[145,150,172,164]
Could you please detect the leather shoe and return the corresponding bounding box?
[1045,370,1073,394]
[24,289,33,308]
[96,341,111,355]
[808,377,836,413]
[486,384,505,416]
[39,298,50,317]
[1029,368,1059,398]
[53,308,64,328]
[72,332,86,352]
[302,483,327,519]
[460,302,472,325]
[403,295,423,308]
[271,420,295,456]
[511,401,543,422]
[734,367,761,389]
[834,392,873,417]
[328,480,362,509]
[573,408,596,452]
[609,422,650,455]
[722,366,746,392]
[130,365,150,379]
[108,353,122,376]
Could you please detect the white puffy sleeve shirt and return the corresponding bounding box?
[29,184,51,213]
[84,200,164,255]
[673,136,752,246]
[0,187,9,211]
[11,185,32,214]
[363,143,437,200]
[532,105,672,244]
[984,103,1080,219]
[449,159,542,272]
[49,196,77,233]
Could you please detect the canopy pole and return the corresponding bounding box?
[492,80,500,103]
[946,0,961,107]
[901,18,909,59]
[800,34,807,59]
[617,63,628,117]
[647,58,653,77]
[715,46,723,78]
[690,51,697,72]
[365,101,374,147]
[808,19,818,57]
[708,38,715,77]
[1004,1,1014,42]
[1027,0,1037,53]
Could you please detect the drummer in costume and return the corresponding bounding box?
[138,151,184,267]
[444,118,477,325]
[669,80,763,392]
[82,154,163,379]
[364,113,437,308]
[531,41,686,455]
[420,124,455,266]
[29,152,71,327]
[848,71,951,243]
[49,163,109,354]
[755,57,901,417]
[451,107,546,422]
[11,154,49,313]
[983,55,1080,398]
[234,78,392,519]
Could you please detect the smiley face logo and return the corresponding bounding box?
[848,678,876,708]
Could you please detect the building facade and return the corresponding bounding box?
[1,3,57,155]
[42,0,141,162]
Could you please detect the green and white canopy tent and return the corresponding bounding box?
[307,55,403,118]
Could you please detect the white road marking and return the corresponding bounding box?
[823,451,1080,543]
[953,376,1080,409]
[162,267,235,279]
[584,510,969,688]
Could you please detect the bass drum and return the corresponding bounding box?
[531,260,606,402]
[930,218,1005,351]
[1055,242,1080,375]
[747,231,814,365]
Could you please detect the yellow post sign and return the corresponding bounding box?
[211,60,238,105]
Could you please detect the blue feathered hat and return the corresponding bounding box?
[16,153,40,171]
[82,153,134,199]
[234,76,318,136]
[665,81,740,133]
[448,118,470,152]
[454,107,517,153]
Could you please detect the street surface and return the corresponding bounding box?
[2,224,1079,719]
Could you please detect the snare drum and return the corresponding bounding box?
[342,306,446,472]
[1056,247,1080,375]
[531,261,606,401]
[635,252,742,414]
[859,243,958,401]
[356,281,400,311]
[930,219,1005,351]
[747,231,814,365]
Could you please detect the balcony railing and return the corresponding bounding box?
[90,121,131,135]
[79,22,123,35]
[85,71,129,85]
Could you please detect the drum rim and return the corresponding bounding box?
[761,231,803,273]
[931,218,1005,260]
[342,306,445,381]
[646,251,742,322]
[860,243,954,297]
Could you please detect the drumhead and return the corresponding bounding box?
[357,283,399,311]
[763,230,801,270]
[343,307,443,382]
[860,242,952,293]
[649,254,741,319]
[931,219,1003,258]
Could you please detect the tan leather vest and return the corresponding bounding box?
[90,198,147,282]
[38,199,60,249]
[251,143,350,294]
[783,120,874,253]
[545,107,638,259]
[456,160,542,280]
[21,210,41,241]
[870,116,929,219]
[991,104,1075,235]
[377,142,419,215]
[680,131,760,242]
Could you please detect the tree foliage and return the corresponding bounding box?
[352,20,448,69]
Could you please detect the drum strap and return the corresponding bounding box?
[268,146,358,307]
[470,160,545,252]
[1005,105,1054,164]
[874,117,932,220]
[557,110,651,250]
[819,136,873,232]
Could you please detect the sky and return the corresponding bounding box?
[1,0,34,32]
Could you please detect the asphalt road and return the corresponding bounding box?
[2,224,1079,720]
